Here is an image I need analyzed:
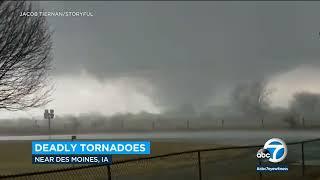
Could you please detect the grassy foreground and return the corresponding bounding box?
[0,140,320,180]
[0,141,222,176]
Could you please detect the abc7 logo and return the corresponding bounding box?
[256,149,270,162]
[257,138,287,163]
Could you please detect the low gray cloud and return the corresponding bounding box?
[39,2,320,111]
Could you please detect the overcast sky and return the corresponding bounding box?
[2,1,320,119]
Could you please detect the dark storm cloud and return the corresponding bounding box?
[39,2,320,110]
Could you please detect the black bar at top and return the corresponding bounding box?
[11,0,320,2]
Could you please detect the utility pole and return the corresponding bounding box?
[44,109,54,139]
[121,119,124,129]
[34,120,39,129]
[152,120,155,130]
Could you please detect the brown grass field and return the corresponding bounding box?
[0,141,222,175]
[0,140,319,180]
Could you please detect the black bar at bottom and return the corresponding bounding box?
[107,165,112,180]
[198,151,202,180]
[302,142,305,176]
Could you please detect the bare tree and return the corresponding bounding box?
[290,92,320,122]
[291,92,320,113]
[0,1,53,110]
[283,114,299,129]
[232,80,273,126]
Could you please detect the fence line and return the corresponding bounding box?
[1,138,320,179]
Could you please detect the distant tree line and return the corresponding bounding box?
[232,80,320,128]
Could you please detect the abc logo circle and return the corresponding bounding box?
[264,138,287,163]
